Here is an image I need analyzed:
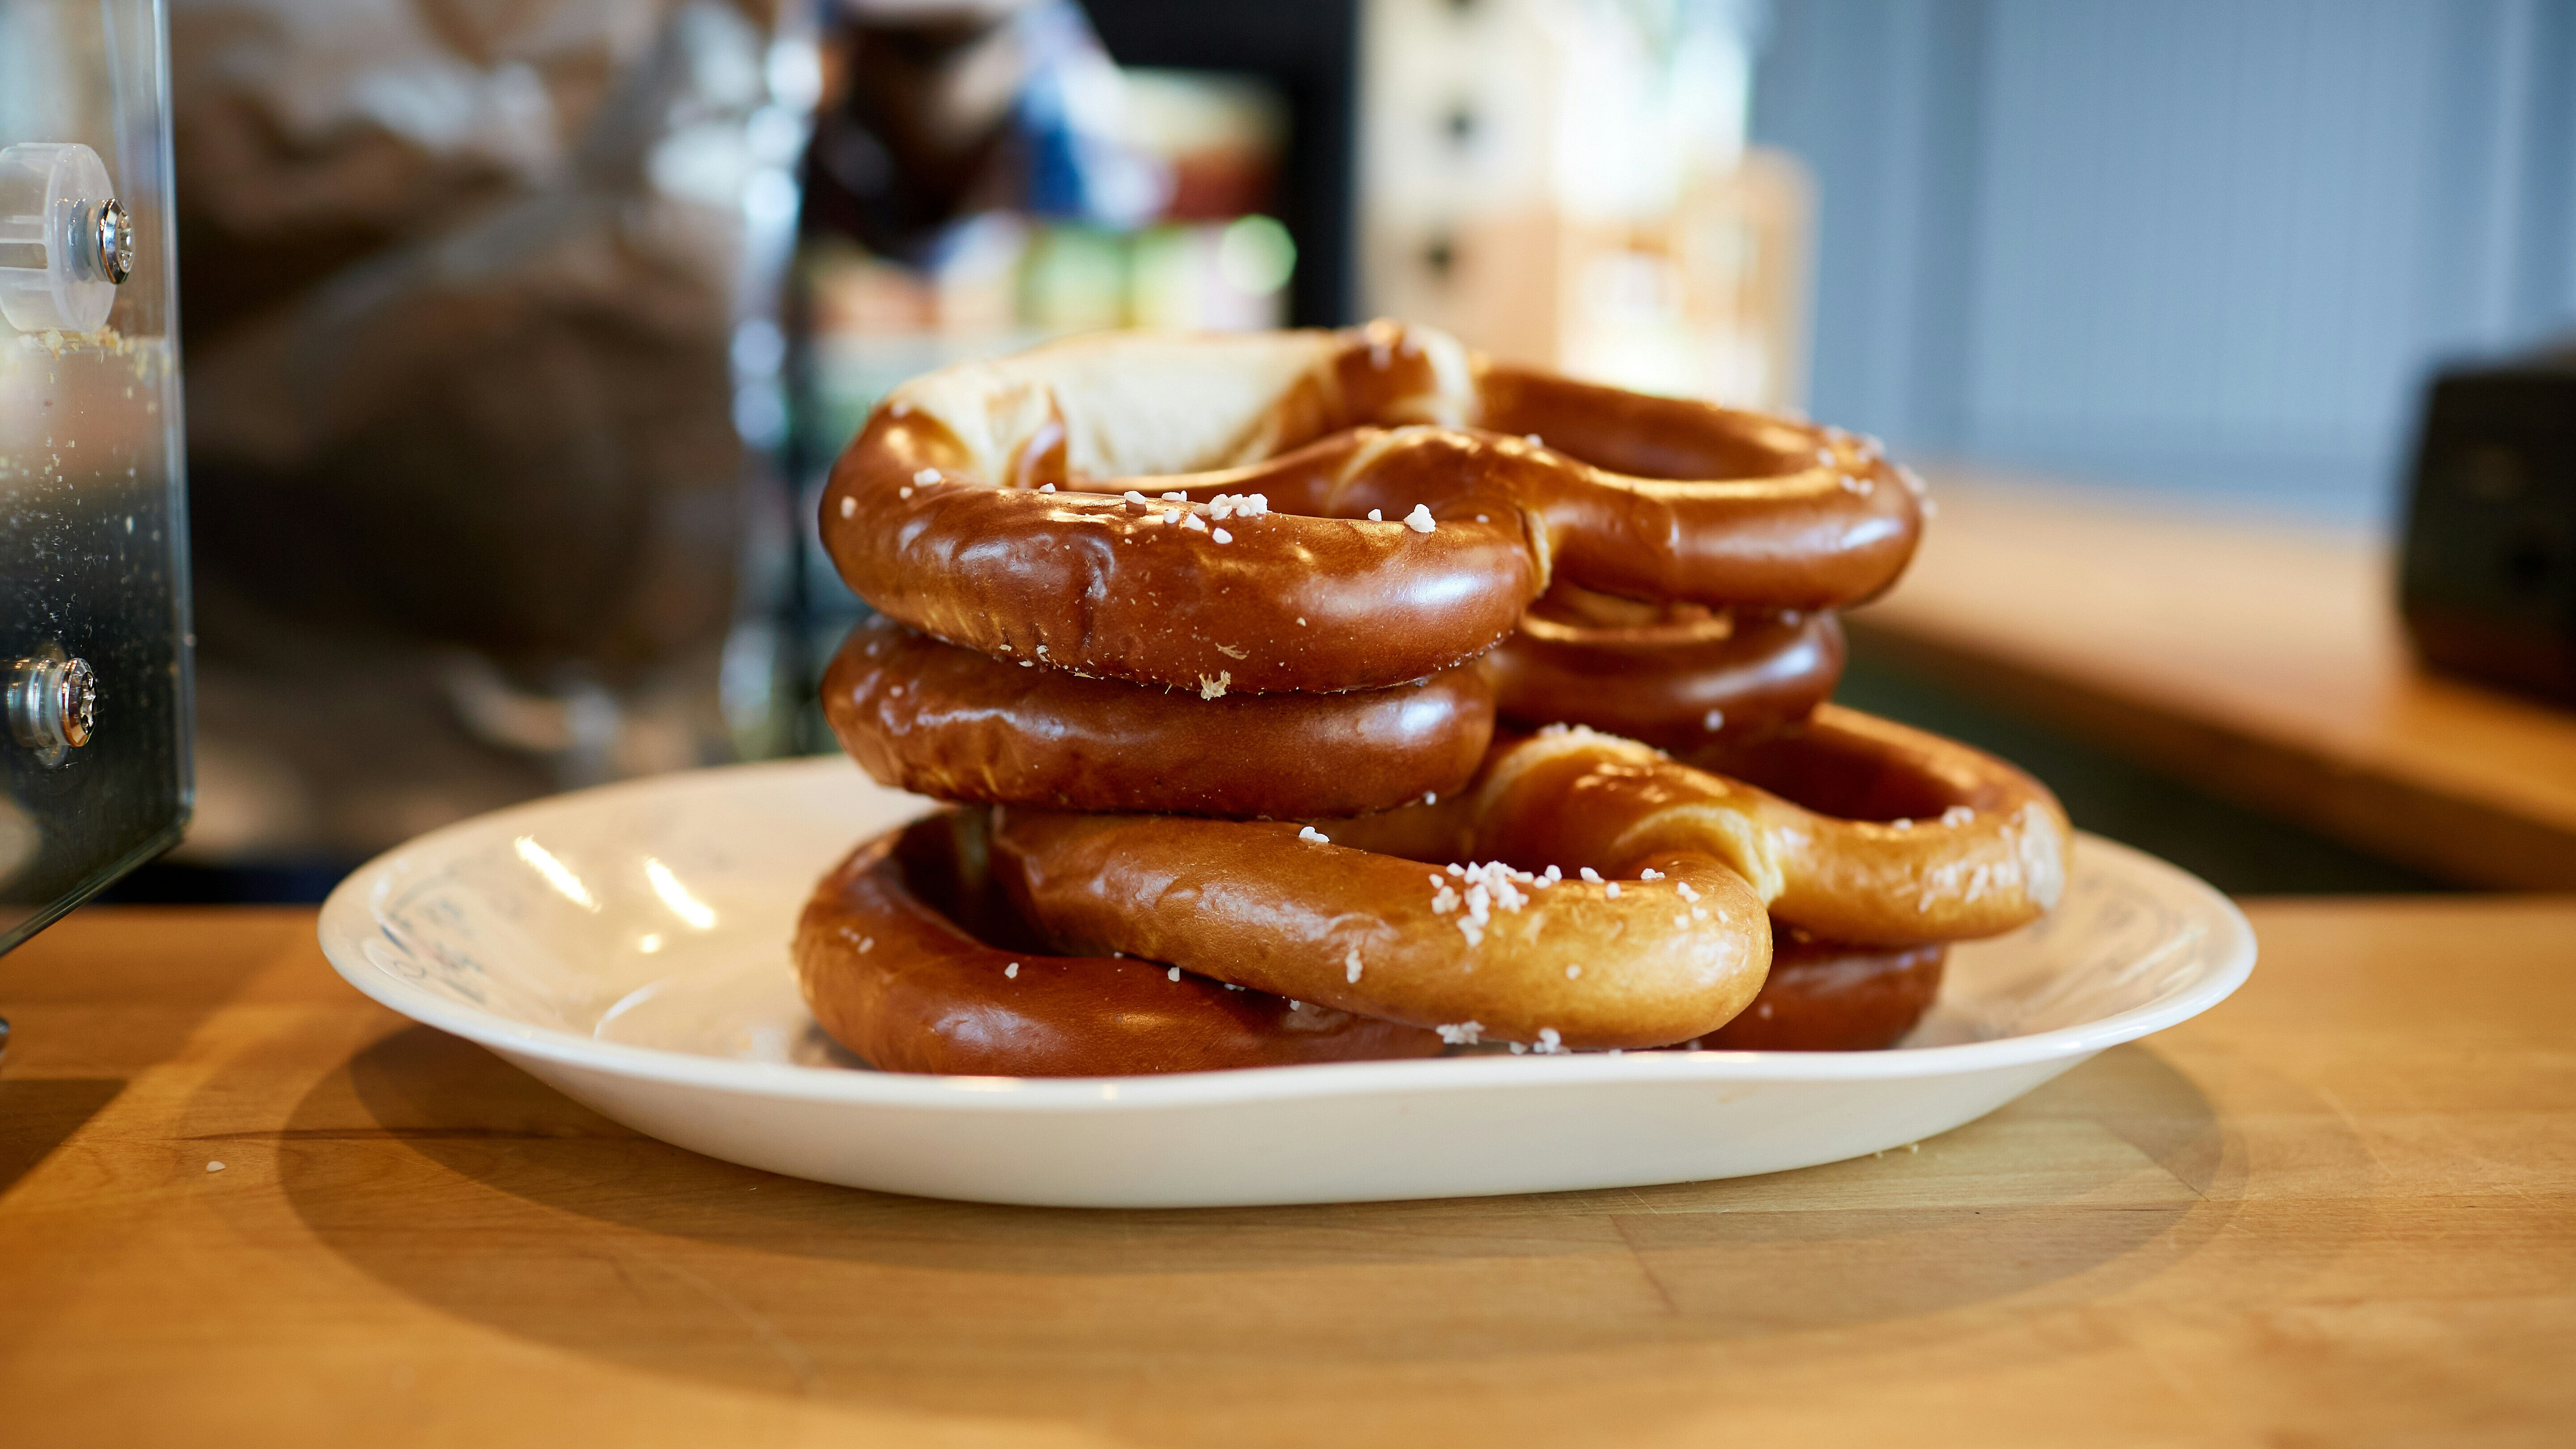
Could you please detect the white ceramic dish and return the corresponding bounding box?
[318,758,2255,1208]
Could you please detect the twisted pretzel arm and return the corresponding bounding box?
[1699,705,2073,945]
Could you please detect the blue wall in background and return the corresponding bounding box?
[1754,0,2576,523]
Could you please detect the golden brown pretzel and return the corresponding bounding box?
[821,615,1493,817]
[993,809,1768,1051]
[1698,934,1947,1051]
[1488,585,1845,750]
[1435,716,2067,947]
[1690,705,2072,945]
[819,322,1919,694]
[796,809,1445,1075]
[990,712,2060,1047]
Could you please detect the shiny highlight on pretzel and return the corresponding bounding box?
[823,615,1494,818]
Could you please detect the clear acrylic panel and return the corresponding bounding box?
[0,0,191,951]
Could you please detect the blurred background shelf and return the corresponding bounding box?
[1847,480,2576,890]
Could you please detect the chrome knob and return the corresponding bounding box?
[85,197,133,285]
[8,654,95,766]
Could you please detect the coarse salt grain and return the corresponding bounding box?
[1168,967,1182,982]
[1403,504,1436,533]
[1345,948,1364,983]
[1005,963,1018,979]
[1676,881,1700,902]
[1940,805,1976,826]
[1161,491,1186,502]
[1124,490,1148,506]
[207,1161,226,1173]
[1703,708,1724,730]
[1525,433,1543,446]
[1640,868,1664,881]
[838,496,856,517]
[1212,527,1232,543]
[1367,508,1383,521]
[1038,482,1055,492]
[1435,1021,1484,1045]
[1534,1028,1566,1054]
[914,468,941,485]
[1180,512,1208,532]
[898,486,912,498]
[1606,882,1622,898]
[858,936,873,953]
[1298,825,1330,843]
[1579,867,1602,883]
[1423,791,1436,805]
[1564,964,1582,979]
[1162,507,1182,524]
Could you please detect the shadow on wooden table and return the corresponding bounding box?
[257,1021,2319,1428]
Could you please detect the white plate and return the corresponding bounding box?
[318,758,2255,1208]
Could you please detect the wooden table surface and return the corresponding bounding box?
[3,901,2572,1447]
[1851,483,2576,888]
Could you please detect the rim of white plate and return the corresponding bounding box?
[317,758,2258,1113]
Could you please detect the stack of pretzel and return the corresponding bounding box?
[797,322,2071,1074]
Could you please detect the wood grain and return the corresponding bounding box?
[2,901,2572,1447]
[1847,482,2576,888]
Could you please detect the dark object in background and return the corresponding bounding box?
[1082,0,1357,327]
[2398,343,2576,705]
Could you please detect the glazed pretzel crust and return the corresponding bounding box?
[823,615,1492,818]
[1488,585,1846,751]
[819,322,1919,694]
[796,809,1444,1075]
[983,713,2060,1050]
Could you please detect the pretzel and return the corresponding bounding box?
[1488,583,1844,750]
[819,322,1919,694]
[798,813,1947,1073]
[796,809,1444,1075]
[1690,705,2071,945]
[823,615,1492,818]
[1698,933,1947,1051]
[989,710,2056,1050]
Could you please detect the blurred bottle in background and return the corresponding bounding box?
[760,0,1302,748]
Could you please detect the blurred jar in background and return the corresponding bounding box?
[1359,0,1810,412]
[169,0,811,873]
